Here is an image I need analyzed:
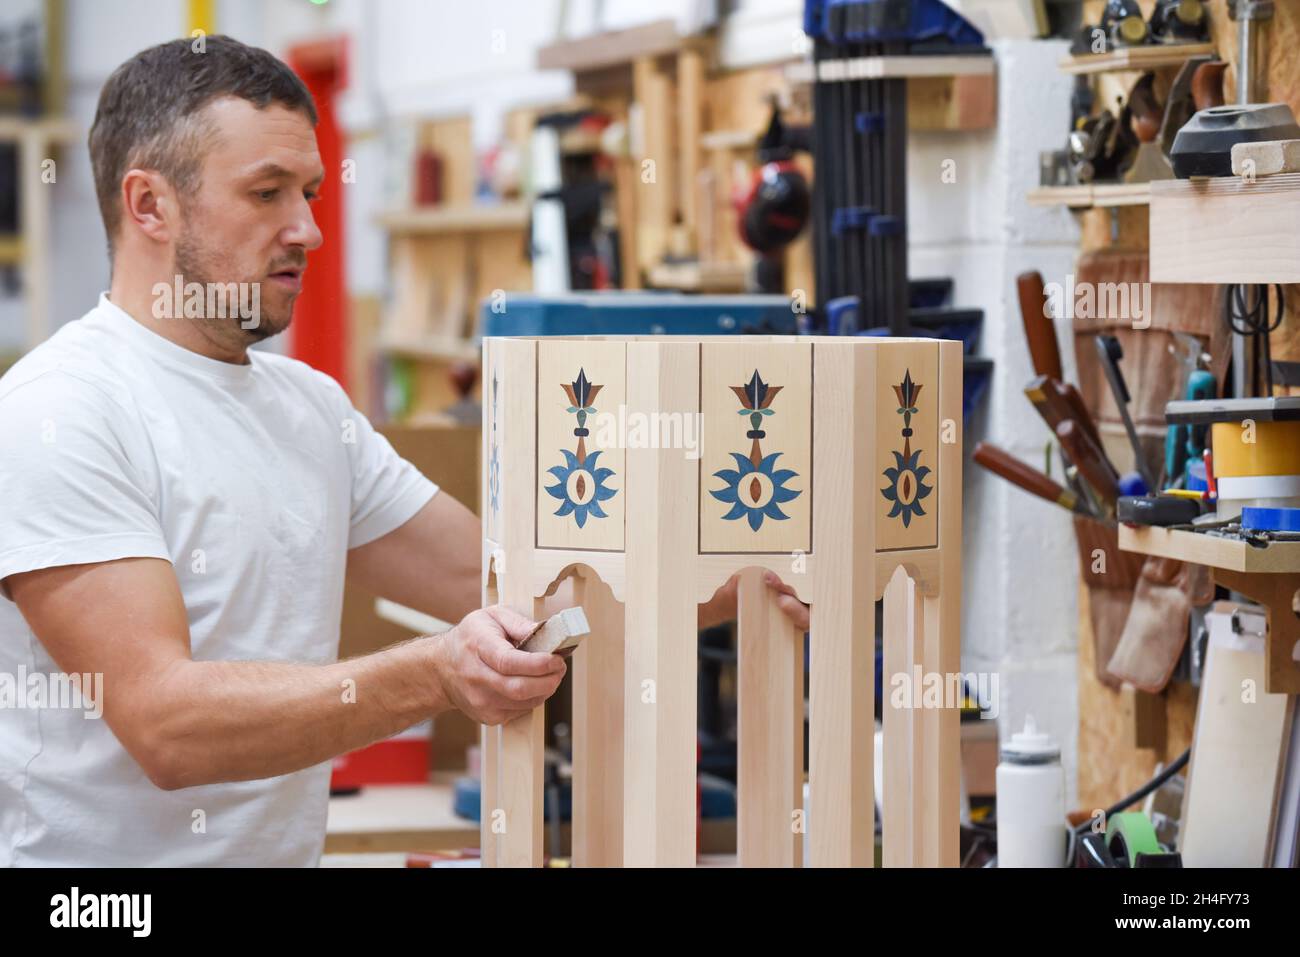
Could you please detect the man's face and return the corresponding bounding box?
[172,97,324,343]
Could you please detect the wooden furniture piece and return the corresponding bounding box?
[1120,526,1300,695]
[479,334,963,867]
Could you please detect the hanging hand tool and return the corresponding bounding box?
[973,442,1097,517]
[1056,419,1121,509]
[1016,270,1063,381]
[1094,335,1158,491]
[1025,374,1106,453]
[1149,0,1210,45]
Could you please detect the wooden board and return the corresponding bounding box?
[882,566,924,867]
[1058,42,1215,76]
[807,341,876,866]
[1120,526,1300,574]
[1027,183,1150,209]
[737,566,804,867]
[570,571,625,867]
[1150,175,1300,285]
[623,341,700,866]
[418,116,475,206]
[788,55,995,83]
[632,55,676,276]
[1180,607,1294,867]
[376,203,530,233]
[699,340,813,554]
[536,340,627,551]
[874,340,940,551]
[538,19,681,73]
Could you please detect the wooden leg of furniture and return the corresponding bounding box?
[737,566,805,867]
[808,342,875,867]
[570,570,625,867]
[494,584,545,867]
[623,341,699,867]
[921,585,961,867]
[479,722,499,867]
[883,567,924,867]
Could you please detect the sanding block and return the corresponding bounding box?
[516,606,590,656]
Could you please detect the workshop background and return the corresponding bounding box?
[1,0,1297,867]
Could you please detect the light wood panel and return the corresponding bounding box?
[874,340,941,551]
[1180,609,1293,867]
[699,340,812,554]
[1150,175,1300,285]
[737,566,804,867]
[623,340,700,866]
[536,340,627,551]
[808,341,876,866]
[570,569,626,866]
[481,338,542,868]
[882,566,924,867]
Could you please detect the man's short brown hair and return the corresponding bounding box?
[89,35,317,260]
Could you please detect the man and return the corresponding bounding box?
[0,36,808,867]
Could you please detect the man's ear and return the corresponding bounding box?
[120,169,176,245]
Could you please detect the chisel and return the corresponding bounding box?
[1016,270,1064,381]
[973,442,1095,516]
[1056,419,1120,508]
[1025,374,1106,453]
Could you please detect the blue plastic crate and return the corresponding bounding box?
[480,292,800,338]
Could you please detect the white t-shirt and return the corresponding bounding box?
[0,293,439,866]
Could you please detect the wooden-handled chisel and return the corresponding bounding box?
[1016,271,1064,382]
[1055,419,1120,507]
[1025,373,1106,452]
[973,442,1094,516]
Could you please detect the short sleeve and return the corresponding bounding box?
[0,371,171,600]
[315,374,439,549]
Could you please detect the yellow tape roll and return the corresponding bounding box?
[1210,421,1300,477]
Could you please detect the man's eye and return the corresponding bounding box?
[305,190,320,203]
[256,189,278,201]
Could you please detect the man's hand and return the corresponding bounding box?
[698,571,810,632]
[762,572,810,631]
[430,605,567,726]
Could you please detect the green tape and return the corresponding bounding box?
[1106,812,1160,867]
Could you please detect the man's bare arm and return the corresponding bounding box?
[346,492,481,624]
[6,557,565,791]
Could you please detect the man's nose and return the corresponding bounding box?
[284,205,323,251]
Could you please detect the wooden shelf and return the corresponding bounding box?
[1119,525,1300,574]
[786,54,994,84]
[378,332,480,363]
[0,115,77,142]
[1120,524,1300,694]
[1150,173,1300,285]
[1059,42,1215,76]
[377,203,530,235]
[1027,182,1151,209]
[538,18,683,73]
[646,260,748,292]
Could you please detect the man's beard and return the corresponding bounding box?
[172,229,290,343]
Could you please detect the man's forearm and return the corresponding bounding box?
[142,635,449,789]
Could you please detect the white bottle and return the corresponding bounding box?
[996,715,1065,868]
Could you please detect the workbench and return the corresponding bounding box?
[1120,525,1300,694]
